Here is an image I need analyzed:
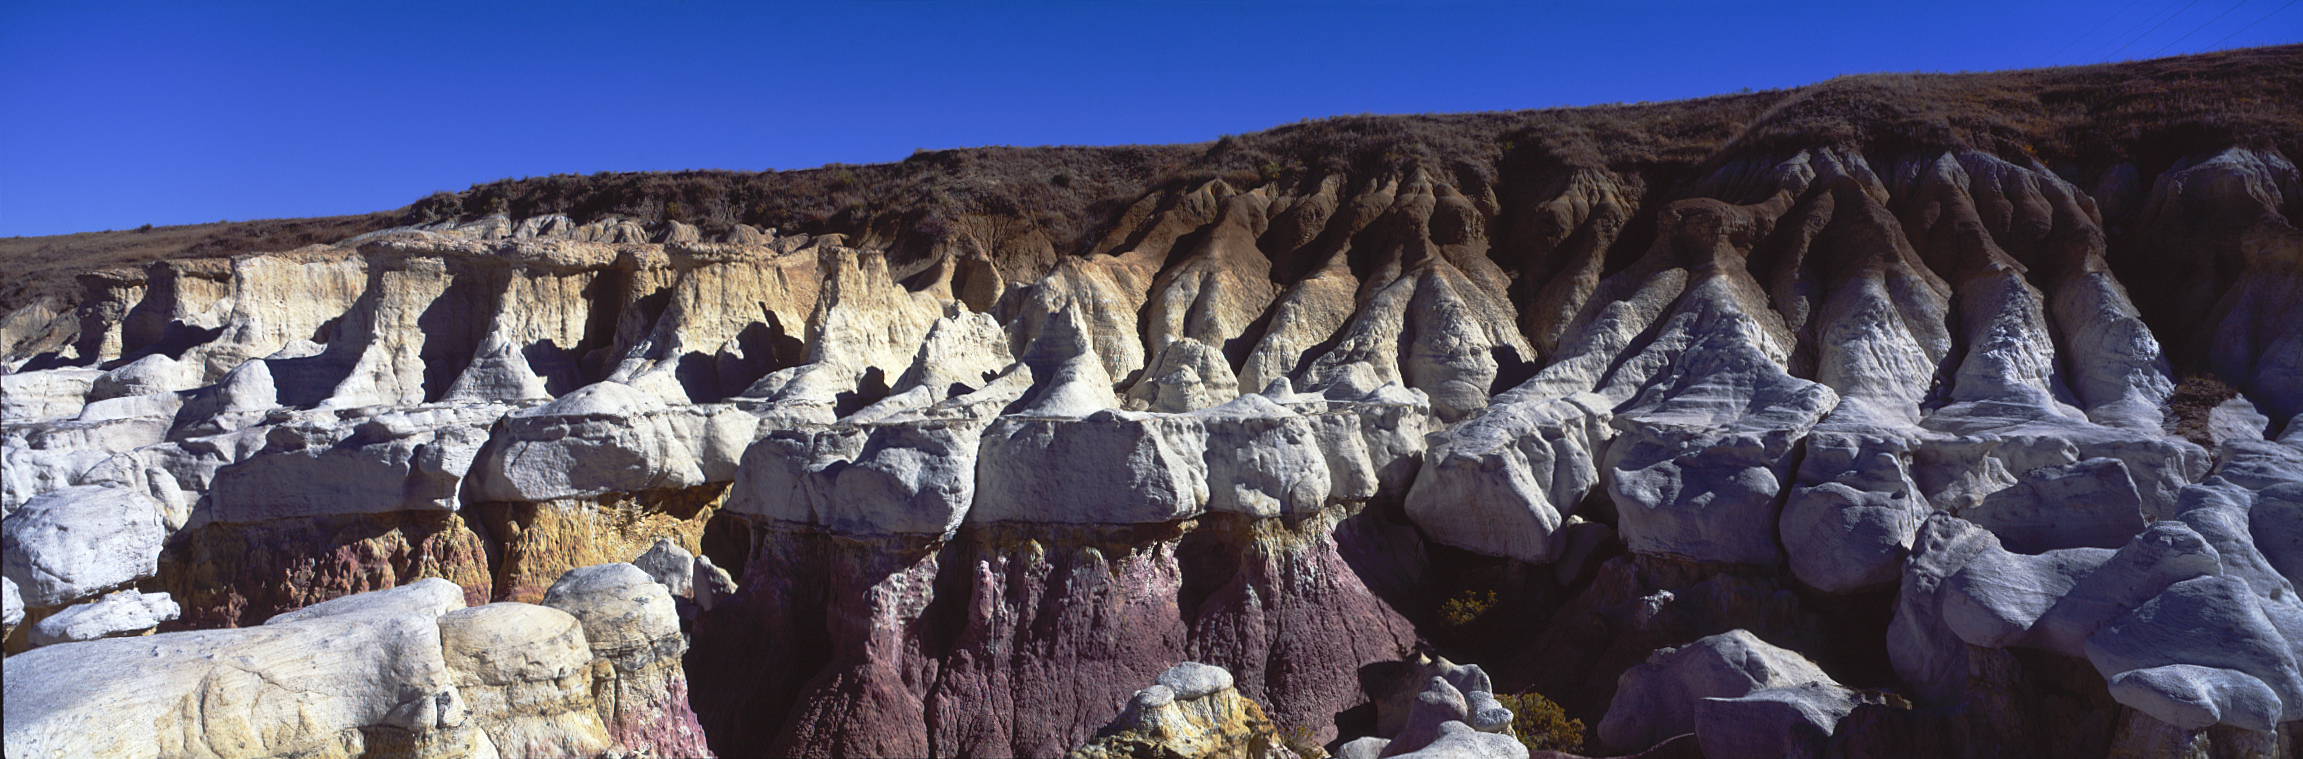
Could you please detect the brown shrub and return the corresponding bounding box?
[1495,690,1588,753]
[2164,373,2242,447]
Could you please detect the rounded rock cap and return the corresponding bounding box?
[1156,661,1234,699]
[1134,684,1177,707]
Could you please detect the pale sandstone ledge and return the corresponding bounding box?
[2,568,709,759]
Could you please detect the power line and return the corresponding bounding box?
[2085,0,2190,60]
[2154,1,2252,56]
[2047,0,2146,63]
[2106,0,2207,61]
[2207,0,2300,48]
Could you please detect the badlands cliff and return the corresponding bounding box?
[4,46,2303,759]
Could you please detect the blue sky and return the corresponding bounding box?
[2,1,2296,237]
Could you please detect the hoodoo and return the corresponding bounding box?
[4,44,2302,759]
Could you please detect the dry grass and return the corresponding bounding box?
[1721,44,2303,176]
[406,44,2303,270]
[0,213,401,313]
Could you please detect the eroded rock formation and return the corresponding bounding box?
[2,571,709,759]
[4,47,2302,759]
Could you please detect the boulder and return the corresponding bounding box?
[693,554,738,612]
[824,417,987,535]
[1603,322,1840,565]
[2255,483,2303,588]
[1372,655,1497,738]
[1,441,116,517]
[1960,457,2149,552]
[1940,545,2113,648]
[2,484,166,608]
[438,602,618,758]
[26,589,179,647]
[509,213,575,239]
[541,562,681,666]
[1597,629,1835,753]
[438,601,592,685]
[658,220,701,245]
[1384,722,1528,759]
[1338,736,1392,759]
[0,368,99,423]
[2174,480,2296,597]
[724,424,869,527]
[1158,661,1237,698]
[73,389,182,424]
[540,562,712,756]
[1890,482,2303,740]
[1694,681,1860,759]
[1779,430,1928,593]
[89,353,192,399]
[1384,676,1471,757]
[1127,337,1241,413]
[1780,482,1924,593]
[1290,384,1436,503]
[1887,513,2016,705]
[1071,662,1289,759]
[0,575,714,758]
[206,404,505,521]
[723,224,769,245]
[2025,521,2222,657]
[476,382,743,501]
[2084,575,2303,727]
[1408,392,1612,563]
[2106,664,2284,732]
[633,537,695,598]
[3,580,475,759]
[2217,440,2303,493]
[1464,690,1513,734]
[975,411,1209,524]
[1191,394,1332,517]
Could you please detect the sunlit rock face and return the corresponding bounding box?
[1,571,712,759]
[4,95,2302,758]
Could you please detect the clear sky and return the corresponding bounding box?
[2,0,2296,237]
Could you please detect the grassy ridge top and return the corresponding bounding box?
[414,44,2297,234]
[5,44,2296,315]
[0,213,403,315]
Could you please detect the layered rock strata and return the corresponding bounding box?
[1,135,2298,758]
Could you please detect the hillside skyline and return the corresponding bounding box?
[4,0,2298,237]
